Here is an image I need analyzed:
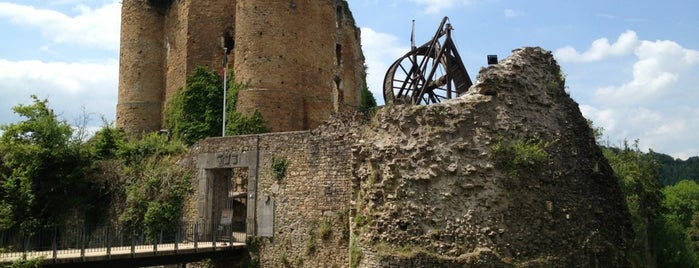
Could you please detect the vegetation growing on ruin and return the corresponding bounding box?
[319,217,333,240]
[164,66,267,145]
[491,138,552,177]
[349,235,362,268]
[306,221,318,255]
[337,208,351,241]
[246,236,262,267]
[271,157,288,181]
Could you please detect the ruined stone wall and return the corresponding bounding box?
[183,115,365,267]
[334,2,364,113]
[351,47,632,267]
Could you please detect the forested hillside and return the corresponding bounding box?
[652,153,699,186]
[601,140,699,267]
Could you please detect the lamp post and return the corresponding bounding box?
[222,47,228,137]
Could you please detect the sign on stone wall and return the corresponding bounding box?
[216,152,238,167]
[258,194,274,237]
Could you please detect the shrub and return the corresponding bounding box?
[271,157,287,181]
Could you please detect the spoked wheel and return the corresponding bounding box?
[383,17,472,105]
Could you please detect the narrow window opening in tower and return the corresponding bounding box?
[336,5,343,27]
[335,44,342,66]
[223,31,234,55]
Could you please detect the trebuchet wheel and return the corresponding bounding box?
[383,17,472,105]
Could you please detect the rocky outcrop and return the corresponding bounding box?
[350,47,632,267]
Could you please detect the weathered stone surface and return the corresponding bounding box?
[351,47,632,267]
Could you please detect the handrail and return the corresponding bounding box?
[0,222,246,263]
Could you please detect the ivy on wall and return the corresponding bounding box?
[163,66,268,145]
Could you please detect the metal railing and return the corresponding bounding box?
[0,222,246,262]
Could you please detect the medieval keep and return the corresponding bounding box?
[116,0,365,133]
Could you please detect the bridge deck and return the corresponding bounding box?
[2,242,246,264]
[0,224,248,266]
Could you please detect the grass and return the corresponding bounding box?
[349,235,362,268]
[320,218,333,240]
[306,222,317,255]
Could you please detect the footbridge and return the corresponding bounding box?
[0,222,248,267]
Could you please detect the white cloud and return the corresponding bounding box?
[555,30,639,63]
[0,59,118,127]
[360,27,411,105]
[570,32,699,159]
[595,39,699,104]
[580,105,617,134]
[409,0,471,14]
[582,105,699,160]
[0,1,121,51]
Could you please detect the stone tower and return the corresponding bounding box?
[116,0,365,133]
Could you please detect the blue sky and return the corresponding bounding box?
[0,0,697,159]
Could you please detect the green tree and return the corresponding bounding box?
[661,180,699,266]
[655,215,699,267]
[663,180,699,227]
[604,140,699,267]
[89,122,125,160]
[687,213,699,252]
[603,140,663,267]
[0,95,92,230]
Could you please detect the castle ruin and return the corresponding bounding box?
[116,0,365,133]
[179,47,633,267]
[116,1,634,266]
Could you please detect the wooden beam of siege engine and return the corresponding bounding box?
[383,16,473,105]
